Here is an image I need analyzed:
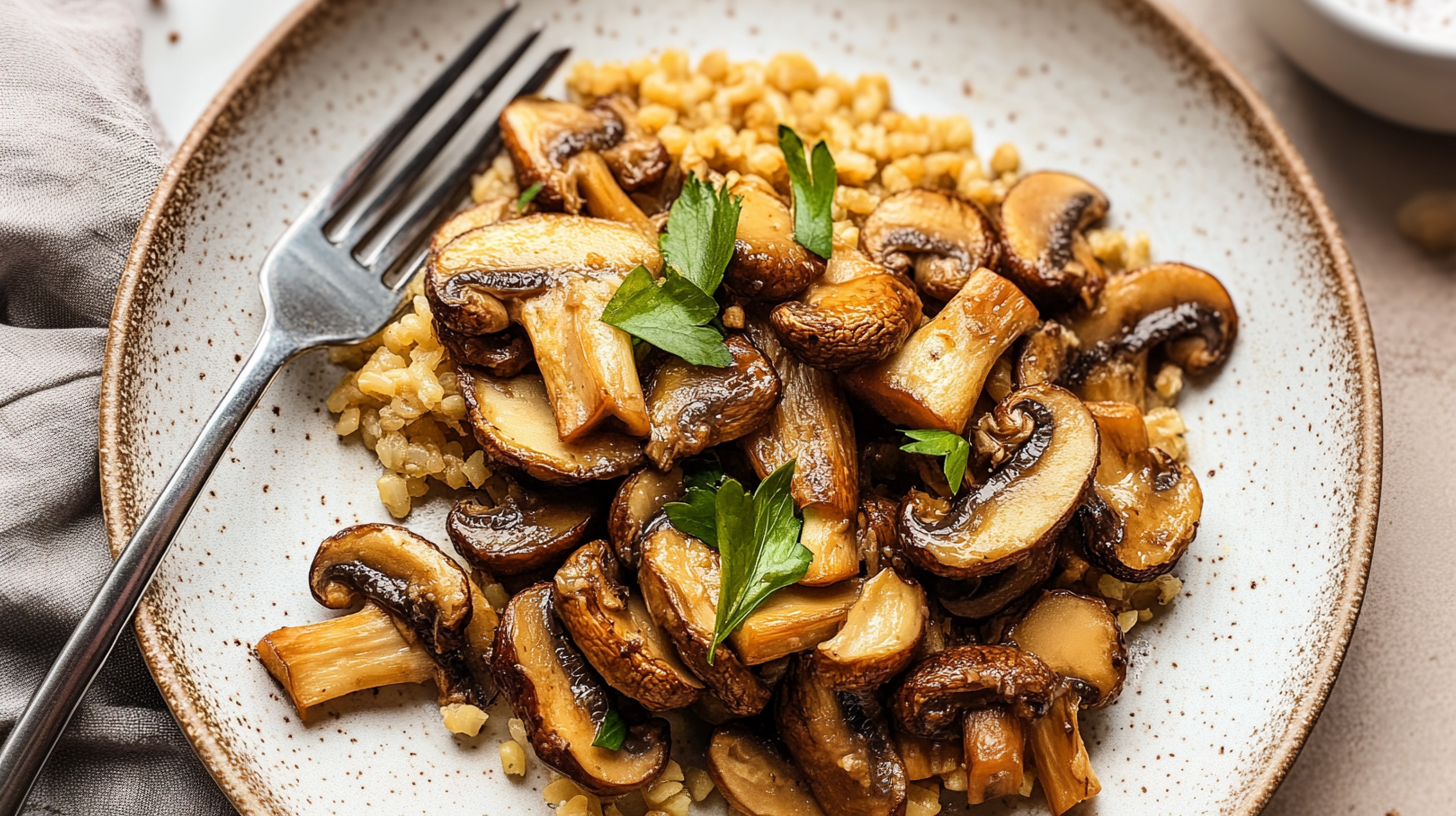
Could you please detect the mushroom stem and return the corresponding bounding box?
[962,705,1026,805]
[574,151,655,234]
[1027,693,1101,816]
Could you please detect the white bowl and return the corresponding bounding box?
[1248,0,1456,132]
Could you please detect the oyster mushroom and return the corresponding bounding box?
[494,583,671,796]
[859,189,1002,301]
[723,175,826,301]
[607,465,685,569]
[1007,589,1128,710]
[997,171,1109,307]
[446,473,601,577]
[890,644,1060,738]
[811,569,927,690]
[898,384,1098,579]
[707,724,827,816]
[730,579,864,666]
[1080,400,1203,581]
[644,334,781,470]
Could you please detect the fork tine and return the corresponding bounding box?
[317,1,519,224]
[367,46,572,277]
[335,24,544,249]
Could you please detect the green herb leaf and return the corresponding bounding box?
[600,265,733,367]
[778,125,836,259]
[591,708,627,750]
[708,460,811,663]
[681,453,726,492]
[516,181,544,214]
[660,174,742,295]
[664,487,720,547]
[900,429,972,493]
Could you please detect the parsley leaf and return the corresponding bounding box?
[664,454,727,546]
[778,125,836,259]
[591,708,627,750]
[516,181,544,214]
[600,266,733,367]
[900,429,971,493]
[660,174,742,294]
[681,453,726,492]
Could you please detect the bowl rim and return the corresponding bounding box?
[97,1,1382,814]
[1304,0,1456,59]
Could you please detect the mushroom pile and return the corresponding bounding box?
[259,90,1237,815]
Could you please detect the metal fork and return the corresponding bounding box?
[0,5,568,811]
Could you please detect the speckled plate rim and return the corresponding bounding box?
[98,1,1382,814]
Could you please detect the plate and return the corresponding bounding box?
[99,0,1380,813]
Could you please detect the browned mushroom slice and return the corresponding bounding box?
[899,385,1097,579]
[1008,590,1128,710]
[608,465,685,568]
[891,645,1060,738]
[500,96,615,214]
[1027,692,1101,816]
[723,175,825,301]
[590,93,670,192]
[707,724,828,816]
[811,570,926,690]
[1072,348,1149,407]
[779,658,908,816]
[431,197,517,253]
[934,526,1066,620]
[458,368,644,484]
[894,730,964,782]
[770,244,922,371]
[961,705,1026,804]
[446,474,599,576]
[435,323,533,378]
[1012,320,1078,388]
[998,171,1109,307]
[859,189,1002,301]
[1065,262,1238,382]
[554,541,704,711]
[637,526,772,717]
[730,579,863,666]
[644,334,781,470]
[856,494,902,577]
[843,268,1040,434]
[1081,401,1203,581]
[495,583,671,796]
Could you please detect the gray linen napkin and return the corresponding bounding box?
[0,1,235,813]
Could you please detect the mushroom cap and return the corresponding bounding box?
[859,189,1002,301]
[1007,589,1129,710]
[445,474,601,577]
[1012,319,1079,389]
[997,171,1110,308]
[434,322,533,378]
[707,724,828,816]
[769,246,923,372]
[723,176,826,302]
[644,334,781,470]
[431,196,516,254]
[589,93,670,192]
[500,96,617,213]
[811,569,927,690]
[606,465,685,569]
[934,526,1067,620]
[891,644,1061,738]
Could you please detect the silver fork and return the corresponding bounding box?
[0,5,568,811]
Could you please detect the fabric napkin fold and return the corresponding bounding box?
[0,1,235,813]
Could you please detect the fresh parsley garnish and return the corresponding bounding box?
[778,125,836,259]
[665,454,728,546]
[516,181,544,214]
[591,708,627,750]
[659,174,742,294]
[901,429,971,493]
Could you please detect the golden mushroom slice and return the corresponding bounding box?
[963,705,1027,805]
[431,196,516,253]
[843,267,1040,434]
[707,724,828,816]
[1007,590,1128,710]
[458,368,644,484]
[997,171,1110,307]
[811,570,927,690]
[607,465,685,569]
[446,473,601,577]
[1081,400,1203,581]
[643,334,781,471]
[729,578,863,666]
[1028,692,1101,816]
[859,188,1002,301]
[723,175,826,301]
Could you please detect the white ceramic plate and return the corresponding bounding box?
[99,1,1380,814]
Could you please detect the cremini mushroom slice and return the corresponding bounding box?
[891,645,1060,739]
[589,93,671,192]
[769,243,923,371]
[554,541,704,711]
[1027,692,1101,816]
[1065,261,1238,383]
[779,657,908,816]
[431,196,517,253]
[962,704,1027,805]
[1080,400,1203,581]
[934,527,1066,620]
[898,384,1097,579]
[811,569,926,690]
[435,323,533,377]
[1012,320,1078,388]
[637,525,772,717]
[644,334,781,470]
[997,171,1110,307]
[859,188,1002,301]
[1007,590,1128,710]
[856,494,902,577]
[494,583,671,796]
[723,175,826,301]
[608,465,684,568]
[446,473,600,577]
[741,313,860,586]
[843,267,1040,434]
[707,724,828,816]
[457,368,644,484]
[729,579,863,666]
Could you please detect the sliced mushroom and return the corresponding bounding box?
[730,579,864,666]
[856,494,902,577]
[1012,320,1078,388]
[723,175,826,301]
[859,189,1002,301]
[934,526,1067,620]
[637,525,772,717]
[843,267,1040,434]
[446,473,600,576]
[1027,692,1101,816]
[769,243,923,371]
[779,658,908,816]
[898,385,1098,579]
[962,705,1026,805]
[431,196,517,253]
[436,323,533,377]
[812,570,926,690]
[894,730,964,782]
[1081,400,1203,581]
[1073,348,1149,407]
[1065,262,1238,382]
[589,93,670,192]
[891,645,1060,738]
[457,368,644,484]
[494,583,671,795]
[1007,590,1128,710]
[554,541,704,711]
[608,465,685,568]
[997,171,1109,307]
[644,334,781,470]
[707,724,827,816]
[741,313,860,585]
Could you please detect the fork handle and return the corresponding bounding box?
[0,323,301,816]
